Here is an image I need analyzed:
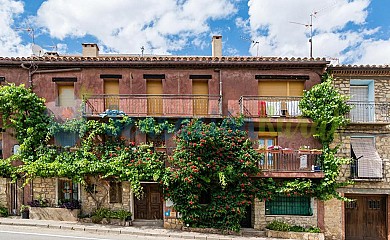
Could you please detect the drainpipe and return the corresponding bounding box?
[215,69,222,115]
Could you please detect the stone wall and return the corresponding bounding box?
[253,198,318,230]
[80,179,132,214]
[0,178,8,208]
[32,178,57,206]
[324,198,343,240]
[32,177,132,215]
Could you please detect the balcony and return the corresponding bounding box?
[239,96,303,118]
[347,101,389,123]
[83,94,222,118]
[255,149,324,178]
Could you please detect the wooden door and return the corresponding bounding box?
[345,195,387,240]
[192,80,208,116]
[134,184,162,220]
[147,80,163,115]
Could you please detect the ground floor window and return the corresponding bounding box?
[58,179,79,204]
[109,181,122,203]
[265,196,312,216]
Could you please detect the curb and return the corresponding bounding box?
[0,220,214,239]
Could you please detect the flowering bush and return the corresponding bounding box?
[163,118,275,232]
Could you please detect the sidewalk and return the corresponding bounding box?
[0,217,289,240]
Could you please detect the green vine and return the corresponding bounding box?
[299,72,352,200]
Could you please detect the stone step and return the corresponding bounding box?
[240,228,266,237]
[132,219,164,227]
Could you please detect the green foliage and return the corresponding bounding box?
[92,208,132,221]
[137,117,175,135]
[266,220,321,233]
[0,205,9,217]
[299,73,351,146]
[162,118,275,232]
[0,83,51,165]
[299,73,352,200]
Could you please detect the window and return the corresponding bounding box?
[258,81,304,97]
[54,131,77,147]
[58,85,75,107]
[258,132,277,170]
[58,179,79,202]
[109,181,122,203]
[266,196,312,216]
[350,137,382,179]
[147,79,163,115]
[192,80,209,116]
[104,79,119,110]
[350,80,374,122]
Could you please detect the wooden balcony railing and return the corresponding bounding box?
[255,149,323,174]
[83,94,222,118]
[347,101,389,123]
[239,96,303,118]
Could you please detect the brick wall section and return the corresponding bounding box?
[253,198,318,230]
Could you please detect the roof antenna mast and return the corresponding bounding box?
[290,11,317,58]
[240,36,260,57]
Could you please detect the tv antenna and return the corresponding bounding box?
[140,46,145,57]
[240,36,260,56]
[290,11,317,58]
[16,27,35,44]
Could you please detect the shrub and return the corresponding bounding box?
[0,205,8,217]
[28,198,49,207]
[58,199,81,209]
[266,220,321,233]
[92,208,132,222]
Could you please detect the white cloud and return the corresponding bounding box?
[0,0,31,56]
[244,0,389,64]
[34,0,237,54]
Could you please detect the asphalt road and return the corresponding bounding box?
[0,225,176,240]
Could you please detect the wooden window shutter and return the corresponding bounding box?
[104,80,119,110]
[192,80,209,115]
[147,80,163,115]
[288,81,304,96]
[58,85,75,107]
[258,81,287,96]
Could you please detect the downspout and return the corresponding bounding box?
[215,69,222,115]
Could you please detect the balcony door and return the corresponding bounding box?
[192,80,208,116]
[147,80,163,115]
[258,81,304,117]
[104,80,119,110]
[350,85,374,122]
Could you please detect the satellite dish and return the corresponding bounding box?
[32,44,44,57]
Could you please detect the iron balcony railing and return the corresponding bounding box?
[83,94,222,117]
[239,96,303,118]
[255,150,323,172]
[347,101,389,123]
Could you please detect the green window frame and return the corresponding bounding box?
[265,196,312,216]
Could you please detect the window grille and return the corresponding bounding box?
[265,196,312,216]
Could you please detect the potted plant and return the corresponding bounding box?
[268,145,282,153]
[299,145,311,154]
[282,148,294,154]
[20,205,29,219]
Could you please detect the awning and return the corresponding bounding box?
[351,138,382,178]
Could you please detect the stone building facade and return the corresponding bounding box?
[325,66,390,240]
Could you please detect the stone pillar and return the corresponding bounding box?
[324,198,344,240]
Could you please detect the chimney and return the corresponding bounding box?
[82,43,99,57]
[212,35,222,57]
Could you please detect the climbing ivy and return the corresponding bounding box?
[299,72,352,200]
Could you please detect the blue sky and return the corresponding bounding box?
[1,0,389,64]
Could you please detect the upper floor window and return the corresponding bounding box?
[350,80,374,122]
[57,84,75,107]
[350,136,382,179]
